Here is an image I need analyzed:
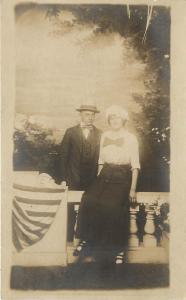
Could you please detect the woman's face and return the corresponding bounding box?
[109,115,124,130]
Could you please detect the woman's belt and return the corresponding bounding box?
[103,163,131,169]
[99,163,131,183]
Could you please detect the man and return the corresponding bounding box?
[59,104,101,240]
[59,104,101,190]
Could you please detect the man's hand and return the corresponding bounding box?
[129,189,137,204]
[61,181,67,188]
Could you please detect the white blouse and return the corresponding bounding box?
[98,129,140,170]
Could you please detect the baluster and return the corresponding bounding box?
[128,206,139,248]
[143,207,157,247]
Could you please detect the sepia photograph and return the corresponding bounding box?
[2,0,186,299]
[9,2,171,291]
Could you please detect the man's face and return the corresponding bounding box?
[80,111,95,125]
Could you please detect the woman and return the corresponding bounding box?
[73,105,140,264]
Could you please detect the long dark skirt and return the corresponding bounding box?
[75,164,132,252]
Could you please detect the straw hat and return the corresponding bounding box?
[76,104,100,113]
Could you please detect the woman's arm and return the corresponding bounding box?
[97,133,105,175]
[129,168,139,204]
[129,135,140,204]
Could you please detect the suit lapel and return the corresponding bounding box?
[88,126,98,156]
[75,124,83,152]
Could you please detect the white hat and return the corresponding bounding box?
[105,105,129,122]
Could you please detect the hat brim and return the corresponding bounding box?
[76,108,100,113]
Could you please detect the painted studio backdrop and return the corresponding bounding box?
[14,4,170,191]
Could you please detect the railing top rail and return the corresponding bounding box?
[67,191,169,203]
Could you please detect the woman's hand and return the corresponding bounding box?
[129,189,137,204]
[97,164,103,176]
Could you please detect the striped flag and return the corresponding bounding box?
[12,184,65,252]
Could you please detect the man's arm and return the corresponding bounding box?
[59,129,71,183]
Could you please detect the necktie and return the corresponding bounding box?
[81,125,93,130]
[81,125,93,139]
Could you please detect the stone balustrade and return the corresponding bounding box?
[68,191,169,263]
[12,172,169,266]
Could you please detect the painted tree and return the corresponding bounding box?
[14,120,60,175]
[14,4,170,190]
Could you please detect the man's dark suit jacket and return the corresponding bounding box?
[59,124,101,190]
